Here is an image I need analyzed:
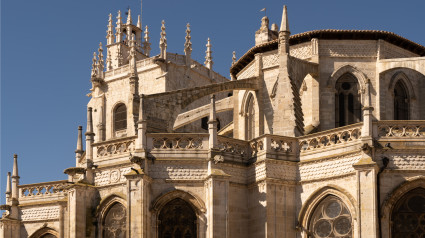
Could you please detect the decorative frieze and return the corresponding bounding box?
[149,161,207,180]
[95,167,132,186]
[290,43,312,60]
[262,52,279,68]
[21,206,60,221]
[237,60,256,79]
[319,41,377,57]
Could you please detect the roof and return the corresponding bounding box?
[230,29,425,77]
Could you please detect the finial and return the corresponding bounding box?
[143,25,151,57]
[86,107,94,136]
[129,35,138,77]
[117,10,122,25]
[97,43,104,77]
[232,51,236,65]
[12,154,18,178]
[184,23,192,56]
[107,13,115,45]
[280,5,290,33]
[137,15,141,28]
[160,20,167,59]
[106,49,112,70]
[204,38,213,69]
[5,172,11,199]
[75,126,83,154]
[271,23,278,32]
[91,52,98,78]
[115,11,123,43]
[126,8,132,25]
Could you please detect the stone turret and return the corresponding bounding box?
[255,16,278,46]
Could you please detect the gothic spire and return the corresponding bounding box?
[97,42,104,78]
[107,13,115,45]
[184,23,192,57]
[129,35,138,77]
[5,172,11,201]
[159,20,167,59]
[11,154,19,200]
[116,10,123,43]
[137,15,141,28]
[280,5,290,33]
[126,8,132,25]
[91,52,98,78]
[204,38,213,69]
[143,25,151,57]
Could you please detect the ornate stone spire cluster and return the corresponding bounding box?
[97,43,104,77]
[204,38,213,69]
[184,23,192,57]
[115,10,123,43]
[107,13,115,45]
[160,20,167,59]
[91,52,98,78]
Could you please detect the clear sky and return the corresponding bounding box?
[1,0,425,204]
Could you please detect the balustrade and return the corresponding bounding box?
[217,136,250,158]
[95,137,136,158]
[375,121,425,138]
[19,180,69,198]
[148,133,208,150]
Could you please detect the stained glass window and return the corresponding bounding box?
[158,198,197,238]
[335,73,362,127]
[392,188,425,237]
[309,195,353,237]
[114,104,127,132]
[103,203,126,238]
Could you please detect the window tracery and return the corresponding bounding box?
[103,202,126,238]
[308,195,353,238]
[335,73,362,127]
[392,188,425,237]
[114,104,127,133]
[158,198,197,238]
[394,80,409,120]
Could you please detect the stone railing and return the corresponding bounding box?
[299,123,363,153]
[136,57,155,68]
[94,136,136,158]
[374,121,425,139]
[104,65,129,78]
[147,133,209,150]
[250,134,298,157]
[19,180,69,198]
[217,136,250,159]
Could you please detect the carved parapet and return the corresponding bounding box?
[250,134,298,161]
[217,136,250,162]
[299,123,363,154]
[94,136,136,158]
[19,180,69,199]
[148,133,208,150]
[375,120,425,139]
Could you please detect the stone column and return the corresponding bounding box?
[125,172,151,238]
[67,185,97,238]
[205,160,230,238]
[353,154,379,238]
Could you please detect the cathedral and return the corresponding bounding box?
[2,3,425,238]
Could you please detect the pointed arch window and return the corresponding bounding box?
[245,93,255,140]
[103,202,126,238]
[394,81,409,120]
[391,188,425,237]
[158,198,197,238]
[335,74,362,127]
[309,195,353,237]
[114,104,127,132]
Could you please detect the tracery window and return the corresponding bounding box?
[335,74,362,128]
[391,188,425,237]
[394,81,409,120]
[114,104,127,132]
[245,93,255,140]
[103,202,126,238]
[158,198,197,238]
[308,195,353,238]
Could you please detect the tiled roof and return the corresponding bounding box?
[230,29,425,77]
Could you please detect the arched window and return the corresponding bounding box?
[335,74,362,127]
[158,198,197,238]
[391,188,425,237]
[394,81,409,120]
[103,202,126,238]
[308,195,353,237]
[114,104,127,132]
[245,93,255,140]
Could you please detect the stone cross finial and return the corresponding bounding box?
[232,51,236,65]
[204,38,213,69]
[159,20,167,59]
[143,25,151,57]
[97,43,104,78]
[126,8,132,25]
[91,52,98,78]
[184,23,192,56]
[107,13,115,45]
[116,10,123,43]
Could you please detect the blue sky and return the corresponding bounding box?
[1,0,425,204]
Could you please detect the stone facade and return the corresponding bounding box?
[2,4,425,238]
